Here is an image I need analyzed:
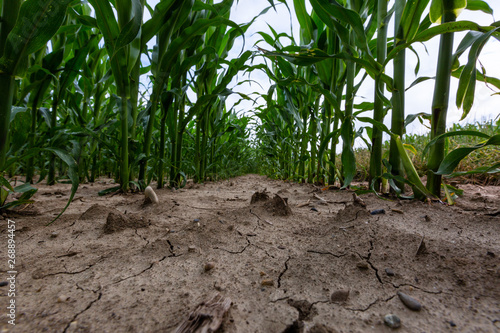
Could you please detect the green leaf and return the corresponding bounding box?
[0,187,8,207]
[400,0,431,41]
[358,117,434,199]
[340,117,356,188]
[423,129,493,156]
[114,0,143,51]
[310,0,370,53]
[44,148,79,225]
[13,183,37,193]
[10,106,28,123]
[455,27,500,119]
[98,186,121,196]
[0,0,73,76]
[406,76,435,91]
[0,175,14,192]
[447,162,500,178]
[466,0,493,15]
[404,112,431,127]
[430,0,466,23]
[317,129,341,169]
[142,0,178,45]
[436,135,500,175]
[452,66,500,91]
[87,0,120,56]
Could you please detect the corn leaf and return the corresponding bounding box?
[452,66,500,90]
[340,117,356,188]
[466,0,493,15]
[0,0,73,76]
[142,0,178,44]
[358,117,434,199]
[400,0,430,41]
[45,148,79,225]
[446,162,500,178]
[423,129,492,156]
[430,0,466,23]
[86,0,120,56]
[114,0,143,52]
[436,135,500,175]
[456,27,500,119]
[310,0,369,53]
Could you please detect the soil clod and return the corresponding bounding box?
[261,279,274,286]
[103,210,147,234]
[251,190,269,204]
[174,294,231,333]
[264,194,292,216]
[357,261,369,270]
[330,289,350,303]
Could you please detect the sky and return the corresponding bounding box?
[144,0,500,139]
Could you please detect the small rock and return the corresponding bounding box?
[330,289,349,303]
[311,207,318,212]
[448,320,456,327]
[370,209,385,215]
[487,251,495,258]
[57,295,69,303]
[357,261,369,270]
[204,262,215,272]
[50,232,59,239]
[423,215,431,222]
[0,281,8,287]
[385,268,395,276]
[278,245,286,250]
[261,279,274,286]
[384,314,401,328]
[259,271,266,276]
[214,282,225,291]
[188,245,197,253]
[397,291,422,311]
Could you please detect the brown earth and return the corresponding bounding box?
[0,174,499,333]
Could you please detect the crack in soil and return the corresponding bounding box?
[62,292,103,333]
[307,250,347,258]
[251,243,276,258]
[345,297,379,312]
[37,257,105,279]
[277,256,291,288]
[215,237,251,254]
[111,256,168,285]
[135,229,150,247]
[270,296,290,303]
[345,294,396,312]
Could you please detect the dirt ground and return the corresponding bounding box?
[0,174,499,333]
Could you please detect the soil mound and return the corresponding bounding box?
[103,210,148,234]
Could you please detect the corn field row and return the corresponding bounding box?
[0,0,499,218]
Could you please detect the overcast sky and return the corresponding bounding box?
[144,0,500,138]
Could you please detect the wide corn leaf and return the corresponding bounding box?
[436,135,500,175]
[0,0,72,76]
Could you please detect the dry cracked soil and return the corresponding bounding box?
[0,174,499,332]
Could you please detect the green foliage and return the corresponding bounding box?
[1,0,499,225]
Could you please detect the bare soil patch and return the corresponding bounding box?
[0,174,499,332]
